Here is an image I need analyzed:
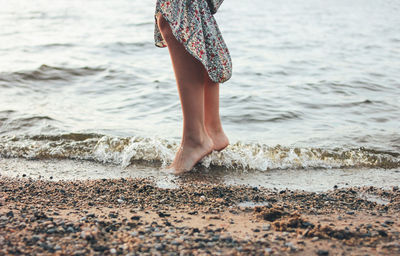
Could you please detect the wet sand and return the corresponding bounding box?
[2,158,400,191]
[1,177,399,255]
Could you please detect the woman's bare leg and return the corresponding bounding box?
[157,14,213,173]
[204,74,229,151]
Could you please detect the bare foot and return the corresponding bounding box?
[168,135,214,174]
[206,129,229,151]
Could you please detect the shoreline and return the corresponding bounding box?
[1,177,399,255]
[2,157,400,191]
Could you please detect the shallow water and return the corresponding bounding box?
[1,158,399,192]
[0,0,399,185]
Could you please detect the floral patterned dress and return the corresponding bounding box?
[154,0,232,84]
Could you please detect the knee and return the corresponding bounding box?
[156,14,175,42]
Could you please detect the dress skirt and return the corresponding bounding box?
[154,0,232,84]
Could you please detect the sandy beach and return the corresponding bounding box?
[1,176,399,255]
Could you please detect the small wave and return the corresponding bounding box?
[300,99,376,110]
[38,43,76,48]
[0,64,105,83]
[0,133,399,171]
[226,111,302,123]
[29,133,103,141]
[0,110,16,116]
[0,115,59,134]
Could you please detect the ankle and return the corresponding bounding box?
[205,120,224,133]
[182,131,211,146]
[206,125,224,135]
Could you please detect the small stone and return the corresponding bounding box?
[39,242,54,251]
[153,233,165,238]
[222,235,233,243]
[108,213,118,218]
[378,230,388,237]
[92,245,109,252]
[316,249,329,256]
[311,237,319,242]
[384,220,394,225]
[171,240,181,246]
[47,228,56,234]
[110,248,117,254]
[285,242,294,247]
[32,235,42,242]
[265,248,273,254]
[211,235,220,241]
[157,211,171,217]
[80,230,93,240]
[262,224,271,231]
[155,244,164,250]
[207,242,215,247]
[117,199,124,204]
[285,242,297,252]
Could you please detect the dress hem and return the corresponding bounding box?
[154,11,228,84]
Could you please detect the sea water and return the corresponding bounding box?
[0,0,399,190]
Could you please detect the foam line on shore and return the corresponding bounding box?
[0,133,399,171]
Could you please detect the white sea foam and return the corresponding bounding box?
[0,134,399,171]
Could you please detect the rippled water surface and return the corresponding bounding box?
[0,0,399,178]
